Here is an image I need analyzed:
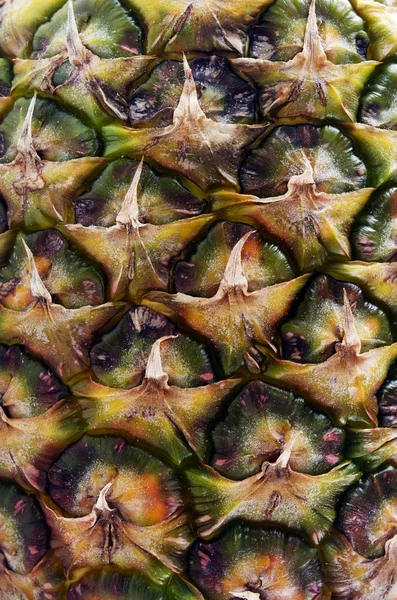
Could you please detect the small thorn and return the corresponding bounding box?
[21,238,52,303]
[386,535,397,557]
[302,0,327,66]
[66,0,88,66]
[17,92,37,154]
[341,289,361,352]
[95,482,113,512]
[182,53,190,76]
[230,592,260,600]
[145,335,177,382]
[173,55,205,122]
[217,232,252,296]
[0,405,10,425]
[116,157,144,227]
[276,435,297,468]
[287,153,315,190]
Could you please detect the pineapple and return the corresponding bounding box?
[0,0,397,597]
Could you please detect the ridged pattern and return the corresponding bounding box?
[0,0,396,598]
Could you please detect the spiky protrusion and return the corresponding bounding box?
[21,237,52,304]
[216,232,252,297]
[102,60,266,191]
[13,93,45,193]
[232,0,378,121]
[66,0,88,67]
[1,0,397,596]
[144,234,309,374]
[338,289,362,356]
[116,158,144,228]
[73,334,241,464]
[144,335,177,383]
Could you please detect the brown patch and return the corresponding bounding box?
[264,490,281,518]
[0,277,20,298]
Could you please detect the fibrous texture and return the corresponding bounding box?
[0,0,396,598]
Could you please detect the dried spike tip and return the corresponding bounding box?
[16,91,37,155]
[188,458,360,541]
[287,153,315,190]
[95,481,113,512]
[173,54,206,123]
[90,306,215,389]
[340,289,361,354]
[217,232,252,296]
[174,222,295,299]
[302,0,327,67]
[116,157,144,227]
[144,335,177,383]
[66,0,89,66]
[274,434,298,469]
[44,435,191,577]
[14,92,46,192]
[211,380,345,480]
[279,275,393,364]
[0,404,8,424]
[21,238,52,303]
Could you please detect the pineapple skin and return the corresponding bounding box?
[0,0,396,598]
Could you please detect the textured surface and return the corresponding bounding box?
[0,0,396,598]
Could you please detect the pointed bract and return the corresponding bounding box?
[44,435,191,580]
[233,0,377,123]
[263,332,397,427]
[61,191,213,301]
[187,456,360,543]
[103,63,266,191]
[12,0,153,126]
[145,233,309,375]
[0,260,124,381]
[73,337,241,464]
[213,167,373,271]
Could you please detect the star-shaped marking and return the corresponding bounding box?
[73,336,242,465]
[232,0,378,122]
[42,480,191,581]
[144,232,310,376]
[103,58,266,192]
[61,159,214,301]
[212,156,374,271]
[187,440,360,543]
[0,93,105,229]
[12,0,153,126]
[263,291,397,427]
[0,240,124,382]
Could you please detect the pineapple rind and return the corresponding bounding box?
[0,0,396,597]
